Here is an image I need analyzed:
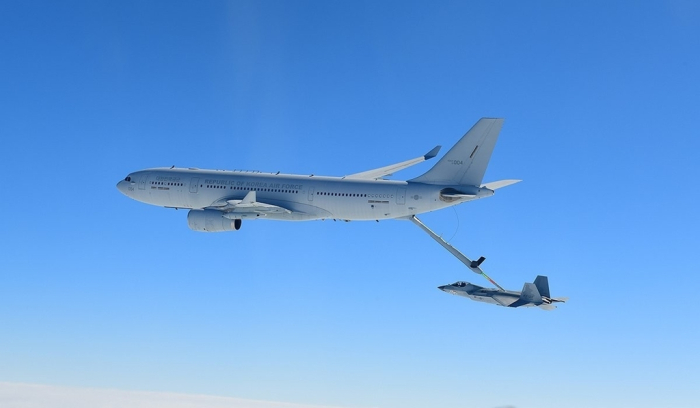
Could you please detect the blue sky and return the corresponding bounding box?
[1,1,699,407]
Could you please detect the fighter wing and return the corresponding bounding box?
[207,191,294,215]
[492,294,518,307]
[344,146,441,180]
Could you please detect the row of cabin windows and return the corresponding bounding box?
[204,184,299,194]
[317,192,367,197]
[150,181,367,198]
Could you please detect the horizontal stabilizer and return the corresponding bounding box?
[481,179,521,190]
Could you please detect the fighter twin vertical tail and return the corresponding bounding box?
[533,275,551,298]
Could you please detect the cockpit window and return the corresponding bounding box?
[453,282,466,287]
[125,176,131,182]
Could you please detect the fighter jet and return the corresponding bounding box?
[438,275,567,310]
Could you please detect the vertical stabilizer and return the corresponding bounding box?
[409,118,504,186]
[519,282,542,304]
[533,276,551,298]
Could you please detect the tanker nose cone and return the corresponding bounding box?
[116,180,129,196]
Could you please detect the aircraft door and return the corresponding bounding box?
[138,174,148,190]
[308,187,314,201]
[190,177,199,193]
[397,188,406,205]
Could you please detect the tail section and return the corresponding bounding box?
[508,282,542,308]
[534,275,568,310]
[519,282,542,303]
[533,275,550,298]
[410,118,504,186]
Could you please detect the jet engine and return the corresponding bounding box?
[187,210,242,232]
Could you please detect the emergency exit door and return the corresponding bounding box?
[397,188,406,205]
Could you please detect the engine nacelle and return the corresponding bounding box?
[187,210,242,232]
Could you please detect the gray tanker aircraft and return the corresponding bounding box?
[439,276,568,310]
[117,118,519,231]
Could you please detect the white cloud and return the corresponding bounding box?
[0,382,347,408]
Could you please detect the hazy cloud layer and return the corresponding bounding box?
[0,382,345,408]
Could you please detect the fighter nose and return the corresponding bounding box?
[437,285,447,291]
